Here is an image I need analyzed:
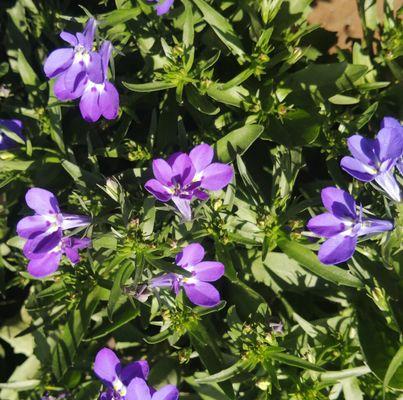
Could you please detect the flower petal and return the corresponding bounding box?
[120,361,150,385]
[60,31,77,46]
[340,156,376,182]
[63,58,86,92]
[175,243,205,267]
[152,385,179,400]
[94,348,121,385]
[23,230,62,259]
[189,144,214,173]
[377,127,403,162]
[374,170,401,202]
[44,48,74,78]
[358,218,393,236]
[61,213,91,230]
[27,250,62,278]
[152,159,173,186]
[183,281,221,307]
[321,187,356,220]
[126,377,152,400]
[17,215,53,239]
[156,0,175,15]
[172,196,192,221]
[307,213,349,238]
[83,18,97,51]
[63,237,91,264]
[347,135,377,166]
[193,261,224,282]
[54,73,85,101]
[100,82,120,120]
[200,163,233,191]
[171,153,195,186]
[145,179,172,202]
[381,116,402,129]
[25,188,60,214]
[79,85,102,123]
[87,51,104,84]
[318,234,357,265]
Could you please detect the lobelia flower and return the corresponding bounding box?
[94,348,179,400]
[44,18,103,101]
[307,187,393,265]
[17,188,91,277]
[0,119,25,150]
[145,144,233,220]
[340,119,403,202]
[148,0,175,15]
[381,116,403,176]
[151,243,225,307]
[79,41,120,122]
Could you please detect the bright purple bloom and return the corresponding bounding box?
[145,144,233,220]
[148,0,175,15]
[78,41,119,122]
[151,243,225,307]
[94,348,179,400]
[0,119,25,150]
[340,118,403,202]
[381,116,403,176]
[17,188,91,278]
[307,187,393,265]
[45,18,102,100]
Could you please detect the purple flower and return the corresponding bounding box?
[145,144,233,220]
[151,243,225,307]
[45,18,102,101]
[148,0,175,15]
[381,116,403,176]
[307,187,393,265]
[17,188,91,277]
[78,41,120,122]
[0,119,25,150]
[94,348,179,400]
[340,119,403,202]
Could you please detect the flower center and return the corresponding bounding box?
[45,213,63,232]
[112,378,127,398]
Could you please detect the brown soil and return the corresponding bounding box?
[308,0,403,50]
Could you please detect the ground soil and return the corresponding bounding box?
[309,0,403,50]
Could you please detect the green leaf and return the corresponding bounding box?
[214,124,264,163]
[0,62,9,78]
[383,346,403,391]
[122,81,177,92]
[328,94,360,105]
[268,352,326,372]
[277,238,364,288]
[185,85,220,115]
[342,377,364,400]
[99,7,141,25]
[0,380,40,391]
[206,84,248,107]
[193,0,245,58]
[92,233,118,251]
[52,287,102,380]
[17,50,39,86]
[107,260,136,320]
[319,366,371,383]
[182,0,194,47]
[196,358,256,383]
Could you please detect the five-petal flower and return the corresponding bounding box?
[17,188,91,277]
[307,187,393,265]
[340,119,403,202]
[145,144,233,220]
[151,243,225,307]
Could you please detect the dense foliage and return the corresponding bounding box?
[0,0,402,399]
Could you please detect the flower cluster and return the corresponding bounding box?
[148,0,175,15]
[44,18,119,123]
[0,119,25,150]
[151,243,225,307]
[17,188,91,278]
[145,144,233,220]
[308,116,402,264]
[94,348,179,400]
